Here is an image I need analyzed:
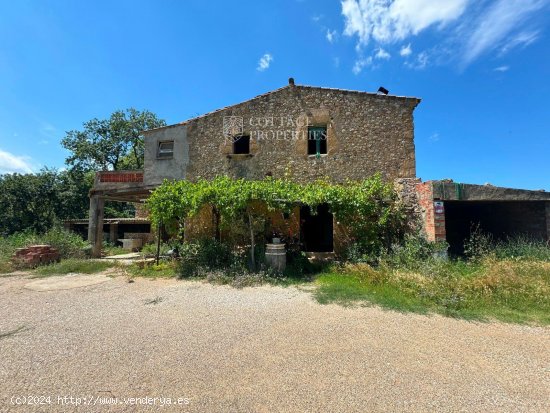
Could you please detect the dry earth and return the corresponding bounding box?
[0,272,548,412]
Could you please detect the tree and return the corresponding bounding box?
[0,168,137,236]
[0,171,60,235]
[61,108,166,171]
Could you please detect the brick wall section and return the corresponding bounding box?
[12,245,60,268]
[434,203,447,242]
[415,181,446,242]
[99,171,144,183]
[180,85,419,183]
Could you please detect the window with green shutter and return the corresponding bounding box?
[307,126,327,157]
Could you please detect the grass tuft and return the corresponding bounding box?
[32,259,116,277]
[126,261,178,279]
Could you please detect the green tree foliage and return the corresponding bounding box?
[61,108,166,171]
[1,109,166,235]
[0,169,132,236]
[0,170,60,235]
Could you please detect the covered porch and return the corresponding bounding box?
[88,171,156,257]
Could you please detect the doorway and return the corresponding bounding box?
[300,203,334,252]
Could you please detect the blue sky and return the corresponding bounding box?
[0,0,548,190]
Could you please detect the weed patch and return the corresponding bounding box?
[33,259,116,277]
[315,257,550,325]
[126,261,178,279]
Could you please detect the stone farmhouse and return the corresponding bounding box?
[84,79,550,257]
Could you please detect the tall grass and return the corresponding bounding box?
[0,227,89,273]
[316,236,550,325]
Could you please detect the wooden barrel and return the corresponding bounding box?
[265,243,286,272]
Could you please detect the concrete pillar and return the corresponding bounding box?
[109,223,119,244]
[88,194,104,258]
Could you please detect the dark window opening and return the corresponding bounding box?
[307,126,327,156]
[233,135,250,154]
[157,141,174,159]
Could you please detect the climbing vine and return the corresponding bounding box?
[147,174,404,252]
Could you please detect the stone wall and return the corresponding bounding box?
[144,84,419,184]
[394,177,423,232]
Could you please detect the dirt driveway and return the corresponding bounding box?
[0,273,548,412]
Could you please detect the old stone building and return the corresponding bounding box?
[86,79,550,257]
[141,79,418,185]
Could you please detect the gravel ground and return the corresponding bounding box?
[0,273,549,413]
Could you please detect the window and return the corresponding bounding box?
[233,135,250,155]
[307,126,327,156]
[157,141,174,159]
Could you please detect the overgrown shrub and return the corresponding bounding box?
[177,239,245,278]
[141,241,174,257]
[175,239,321,283]
[464,225,493,260]
[0,227,89,273]
[36,227,89,258]
[284,250,323,278]
[382,234,449,270]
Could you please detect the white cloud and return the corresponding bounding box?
[461,0,546,67]
[400,43,412,56]
[342,0,469,46]
[499,30,540,55]
[257,53,274,72]
[429,132,440,141]
[494,65,510,72]
[352,56,373,74]
[0,149,33,174]
[340,0,547,70]
[375,47,391,59]
[404,50,429,69]
[333,57,341,68]
[326,29,338,43]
